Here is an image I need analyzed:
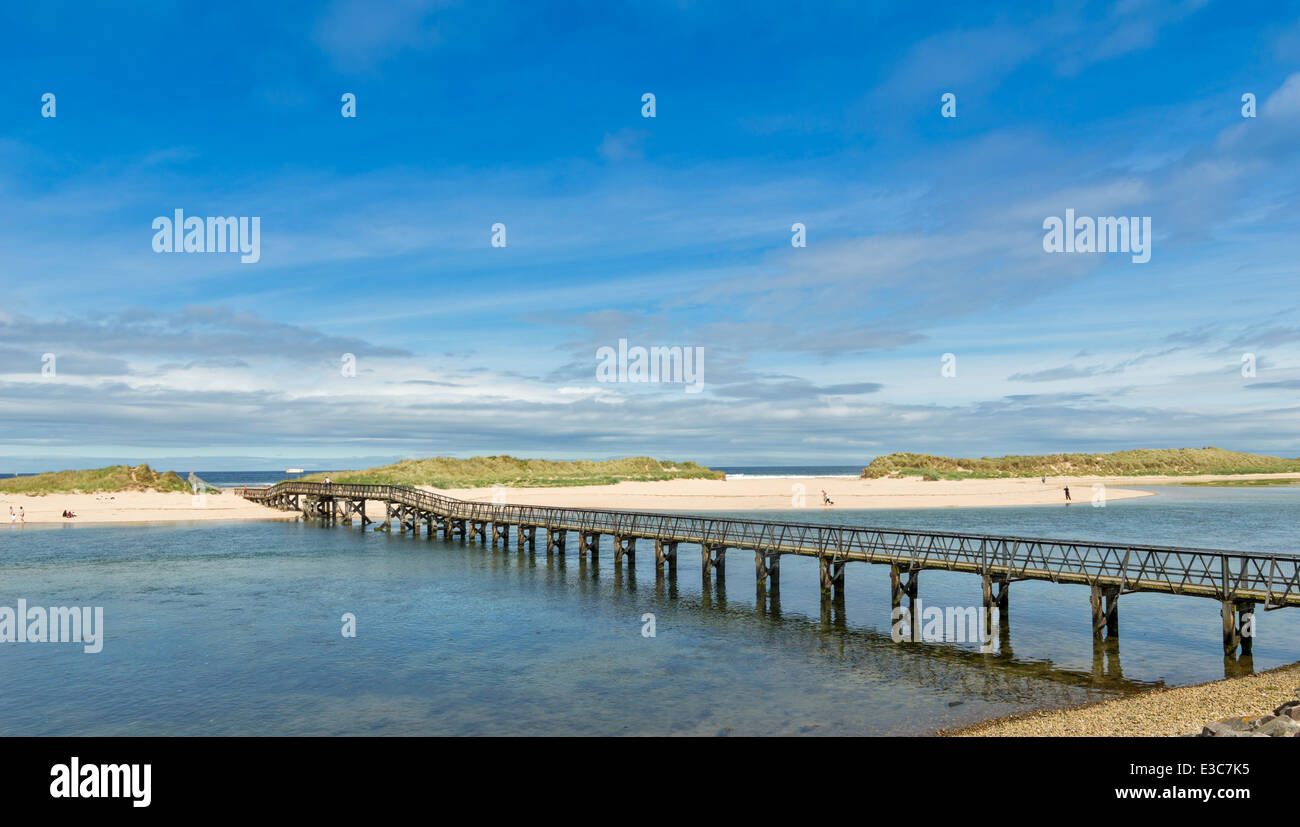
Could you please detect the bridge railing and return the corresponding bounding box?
[243,481,1300,606]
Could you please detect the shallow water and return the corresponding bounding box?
[1,485,1297,735]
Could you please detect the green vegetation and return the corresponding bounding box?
[0,464,191,495]
[860,448,1300,480]
[301,455,725,489]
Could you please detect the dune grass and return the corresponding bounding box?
[301,455,725,489]
[861,448,1300,480]
[0,464,190,495]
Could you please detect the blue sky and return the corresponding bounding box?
[2,0,1300,471]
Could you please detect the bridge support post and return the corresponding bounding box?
[517,524,537,551]
[492,522,510,548]
[613,536,636,567]
[1222,599,1256,656]
[468,520,487,543]
[981,573,1010,621]
[755,551,780,591]
[821,557,846,597]
[546,528,567,556]
[890,564,919,642]
[654,540,678,574]
[701,545,726,581]
[1090,584,1120,639]
[580,532,600,558]
[341,498,370,526]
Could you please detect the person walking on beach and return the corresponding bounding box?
[1064,486,1071,502]
[821,489,833,506]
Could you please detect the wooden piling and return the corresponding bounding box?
[546,528,567,555]
[702,544,726,580]
[654,539,678,574]
[614,536,636,567]
[755,551,780,591]
[517,524,537,551]
[1091,584,1120,639]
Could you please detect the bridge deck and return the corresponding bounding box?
[241,481,1300,608]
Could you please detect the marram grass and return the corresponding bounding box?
[302,455,725,489]
[860,448,1300,480]
[0,465,191,495]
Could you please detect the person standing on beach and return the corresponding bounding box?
[8,506,14,523]
[18,506,24,523]
[1064,486,1071,501]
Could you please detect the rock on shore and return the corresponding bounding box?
[1198,698,1300,737]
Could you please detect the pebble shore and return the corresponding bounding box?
[941,661,1300,737]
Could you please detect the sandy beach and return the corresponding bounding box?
[0,490,297,526]
[6,472,1298,525]
[441,473,1172,511]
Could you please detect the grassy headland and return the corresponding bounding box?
[301,455,726,489]
[861,448,1300,481]
[0,464,190,495]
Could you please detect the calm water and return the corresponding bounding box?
[1,485,1297,736]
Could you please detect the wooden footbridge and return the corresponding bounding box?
[239,481,1300,657]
